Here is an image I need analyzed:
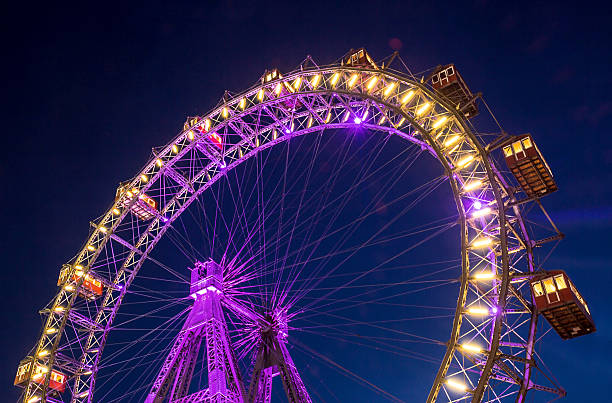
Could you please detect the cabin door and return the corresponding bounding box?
[543,277,560,304]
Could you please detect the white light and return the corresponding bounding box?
[54,306,65,313]
[37,350,49,358]
[472,237,493,248]
[446,379,468,392]
[27,396,41,403]
[474,201,482,209]
[187,130,194,140]
[472,207,492,218]
[354,117,362,124]
[444,135,461,147]
[463,180,483,192]
[432,116,448,129]
[311,74,321,88]
[98,226,107,233]
[366,76,379,90]
[87,245,96,251]
[64,285,74,291]
[401,90,415,104]
[460,343,483,353]
[293,76,302,90]
[172,144,179,154]
[467,307,490,315]
[473,272,495,280]
[383,82,396,96]
[45,328,57,334]
[456,154,475,168]
[416,102,431,116]
[330,72,340,86]
[140,174,148,182]
[348,73,358,88]
[239,98,246,109]
[222,107,229,118]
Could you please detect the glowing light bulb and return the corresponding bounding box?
[401,90,415,104]
[416,102,432,116]
[172,144,179,154]
[446,379,468,392]
[444,135,461,147]
[354,117,362,124]
[87,245,96,251]
[474,201,482,209]
[460,343,482,353]
[383,82,396,96]
[293,77,302,91]
[156,158,163,167]
[463,180,483,192]
[472,237,493,248]
[311,74,321,88]
[239,98,246,110]
[433,116,448,129]
[456,154,475,168]
[366,76,379,90]
[348,74,358,88]
[330,72,340,87]
[473,272,495,280]
[467,307,489,315]
[140,174,148,182]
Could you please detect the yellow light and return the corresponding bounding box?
[467,307,490,315]
[113,208,121,215]
[64,285,74,291]
[432,116,448,129]
[330,72,340,87]
[343,111,350,122]
[45,328,57,334]
[255,137,260,147]
[397,117,406,127]
[307,116,313,128]
[204,119,211,131]
[27,395,41,403]
[75,264,83,270]
[472,207,492,218]
[473,271,495,280]
[383,82,396,97]
[401,90,415,104]
[257,89,264,101]
[456,154,475,168]
[348,73,358,88]
[125,191,133,198]
[311,74,321,88]
[293,76,302,91]
[38,350,49,358]
[378,115,386,124]
[366,76,378,90]
[222,107,228,118]
[416,102,432,116]
[446,379,468,392]
[273,129,277,140]
[75,270,83,277]
[444,135,461,147]
[325,111,331,123]
[156,158,163,167]
[239,98,246,109]
[187,130,194,140]
[275,83,282,95]
[472,237,493,248]
[463,180,483,192]
[460,343,483,353]
[140,174,148,182]
[87,245,96,251]
[172,144,179,154]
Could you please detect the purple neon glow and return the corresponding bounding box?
[492,306,499,314]
[285,128,291,134]
[354,117,362,124]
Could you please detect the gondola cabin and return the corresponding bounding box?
[116,184,158,221]
[431,64,479,118]
[14,357,67,393]
[530,271,595,340]
[57,265,103,299]
[183,116,223,150]
[502,135,557,198]
[342,48,378,69]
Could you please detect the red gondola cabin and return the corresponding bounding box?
[116,184,158,221]
[530,271,595,340]
[431,64,479,118]
[502,135,558,198]
[57,265,103,299]
[14,357,67,393]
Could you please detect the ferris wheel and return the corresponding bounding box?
[14,48,596,403]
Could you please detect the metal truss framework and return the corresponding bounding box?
[20,53,565,402]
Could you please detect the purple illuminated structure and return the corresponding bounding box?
[146,260,311,403]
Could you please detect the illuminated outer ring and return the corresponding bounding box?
[23,63,542,403]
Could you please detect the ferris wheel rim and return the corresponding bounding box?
[23,62,531,403]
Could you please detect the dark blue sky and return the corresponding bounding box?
[2,0,611,401]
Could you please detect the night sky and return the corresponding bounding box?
[2,1,611,401]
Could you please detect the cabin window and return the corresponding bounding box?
[554,275,567,290]
[440,71,447,80]
[447,66,454,75]
[522,137,533,148]
[432,75,439,83]
[543,277,556,294]
[532,281,544,297]
[358,50,364,57]
[512,141,523,153]
[503,146,512,157]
